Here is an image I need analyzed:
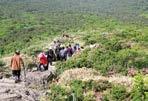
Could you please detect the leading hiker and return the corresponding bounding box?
[10,50,24,83]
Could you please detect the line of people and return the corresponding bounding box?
[37,40,81,71]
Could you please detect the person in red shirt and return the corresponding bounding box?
[38,51,48,71]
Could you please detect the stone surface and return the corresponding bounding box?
[0,69,55,101]
[25,70,55,89]
[0,78,40,101]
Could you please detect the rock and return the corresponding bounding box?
[0,94,22,101]
[4,73,12,78]
[5,89,11,93]
[25,70,54,89]
[25,90,30,96]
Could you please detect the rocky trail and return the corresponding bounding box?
[0,66,56,101]
[0,78,38,101]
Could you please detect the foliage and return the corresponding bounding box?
[0,0,148,56]
[48,80,111,101]
[49,84,70,101]
[110,85,129,101]
[131,74,146,101]
[102,85,129,101]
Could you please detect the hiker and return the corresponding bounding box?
[66,44,73,59]
[55,45,61,61]
[53,41,57,50]
[72,45,77,53]
[57,40,61,47]
[75,43,80,51]
[47,48,55,67]
[38,51,48,71]
[60,47,66,61]
[52,40,61,50]
[10,50,24,83]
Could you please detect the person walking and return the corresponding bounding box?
[67,44,73,59]
[60,47,66,61]
[10,50,24,83]
[38,50,48,71]
[47,48,55,66]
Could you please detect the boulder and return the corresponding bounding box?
[25,70,54,89]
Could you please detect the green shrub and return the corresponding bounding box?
[110,85,128,101]
[49,84,70,101]
[70,80,84,100]
[131,74,146,101]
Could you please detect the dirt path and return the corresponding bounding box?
[0,78,39,101]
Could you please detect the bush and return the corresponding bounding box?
[0,60,5,67]
[110,85,129,101]
[131,74,146,101]
[49,84,71,101]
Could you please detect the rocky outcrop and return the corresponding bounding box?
[25,68,55,89]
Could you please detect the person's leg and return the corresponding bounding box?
[58,53,61,60]
[40,64,44,71]
[61,56,64,61]
[48,58,52,66]
[44,64,48,70]
[12,70,16,77]
[50,61,52,65]
[38,63,42,71]
[12,70,18,83]
[47,61,49,70]
[17,70,21,81]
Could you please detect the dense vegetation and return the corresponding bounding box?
[0,0,148,56]
[56,17,148,75]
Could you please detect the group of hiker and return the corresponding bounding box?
[37,40,81,71]
[10,40,81,83]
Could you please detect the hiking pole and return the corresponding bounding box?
[23,65,27,82]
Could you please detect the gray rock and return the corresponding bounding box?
[25,70,54,89]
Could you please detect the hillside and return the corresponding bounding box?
[0,0,148,101]
[0,0,148,55]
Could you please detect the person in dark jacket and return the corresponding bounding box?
[47,49,55,67]
[67,44,73,58]
[55,46,61,61]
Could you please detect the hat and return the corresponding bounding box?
[15,50,20,54]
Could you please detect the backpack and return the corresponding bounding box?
[39,53,47,65]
